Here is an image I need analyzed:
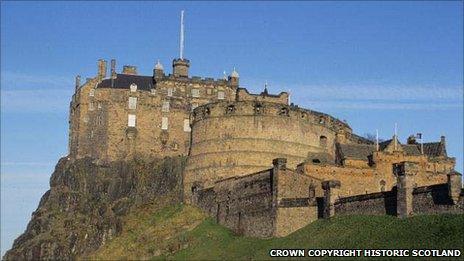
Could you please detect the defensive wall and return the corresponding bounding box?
[322,162,464,219]
[193,158,319,238]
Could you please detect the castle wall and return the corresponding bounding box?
[412,184,464,215]
[212,170,276,238]
[334,191,397,216]
[193,159,320,238]
[184,101,352,199]
[330,184,464,218]
[302,152,449,198]
[274,166,318,237]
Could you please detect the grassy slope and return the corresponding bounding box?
[89,204,464,260]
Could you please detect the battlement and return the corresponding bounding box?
[159,74,235,87]
[236,88,288,104]
[192,100,352,133]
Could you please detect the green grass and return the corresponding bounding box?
[88,204,464,260]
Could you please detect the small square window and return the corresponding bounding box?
[162,101,170,112]
[183,119,191,132]
[128,114,136,127]
[167,88,173,97]
[150,89,156,95]
[130,83,137,92]
[89,89,95,97]
[191,89,200,98]
[128,97,137,110]
[218,91,225,100]
[161,117,168,130]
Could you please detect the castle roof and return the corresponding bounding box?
[338,144,375,160]
[155,60,164,70]
[377,139,446,158]
[97,74,154,91]
[230,67,239,78]
[423,142,447,157]
[402,144,421,156]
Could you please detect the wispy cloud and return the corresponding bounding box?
[1,71,73,90]
[1,71,74,113]
[243,79,463,110]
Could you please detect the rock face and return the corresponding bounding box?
[3,156,186,260]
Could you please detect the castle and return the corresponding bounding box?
[69,14,463,238]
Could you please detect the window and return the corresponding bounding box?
[130,83,137,92]
[183,119,191,132]
[226,105,235,114]
[128,114,136,127]
[380,180,386,192]
[150,89,156,95]
[319,136,327,148]
[161,117,168,130]
[89,102,94,111]
[162,101,170,112]
[191,88,200,98]
[98,102,102,109]
[89,89,95,97]
[167,88,173,97]
[97,115,103,125]
[218,91,225,100]
[128,97,137,110]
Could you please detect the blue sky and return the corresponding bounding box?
[1,1,463,255]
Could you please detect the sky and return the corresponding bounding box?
[1,1,463,256]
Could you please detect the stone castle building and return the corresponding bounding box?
[68,15,462,237]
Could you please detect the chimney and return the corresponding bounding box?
[75,75,81,91]
[122,65,138,75]
[97,59,107,79]
[110,59,117,79]
[441,136,446,145]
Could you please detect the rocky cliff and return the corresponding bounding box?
[3,156,186,260]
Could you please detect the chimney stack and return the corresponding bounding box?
[122,65,138,75]
[75,75,81,91]
[97,59,107,79]
[110,59,117,79]
[172,58,190,77]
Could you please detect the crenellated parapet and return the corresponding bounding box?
[191,100,352,134]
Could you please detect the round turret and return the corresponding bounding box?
[154,59,165,79]
[228,67,239,87]
[155,60,164,70]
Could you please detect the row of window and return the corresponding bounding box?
[127,114,191,132]
[128,97,199,113]
[89,85,226,100]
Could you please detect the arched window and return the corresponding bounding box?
[226,105,236,114]
[254,103,263,114]
[380,180,386,192]
[279,107,289,116]
[319,136,327,148]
